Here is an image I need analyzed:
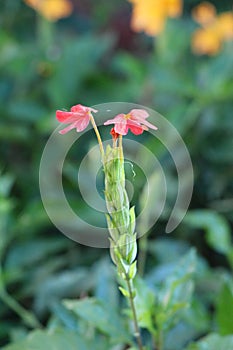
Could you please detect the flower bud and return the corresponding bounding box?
[118,233,137,264]
[106,214,119,241]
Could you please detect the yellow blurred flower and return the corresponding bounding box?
[192,2,216,26]
[217,12,233,40]
[192,28,221,55]
[192,2,233,55]
[128,0,183,36]
[166,0,183,17]
[24,0,73,21]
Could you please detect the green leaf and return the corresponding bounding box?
[184,210,232,255]
[3,328,109,350]
[148,238,190,263]
[128,260,137,280]
[185,333,233,350]
[134,277,156,334]
[156,249,197,328]
[129,206,136,235]
[34,269,92,314]
[93,258,119,311]
[5,238,67,270]
[63,298,131,345]
[105,214,119,241]
[216,280,233,335]
[119,286,130,298]
[183,298,211,333]
[0,198,14,255]
[0,172,14,197]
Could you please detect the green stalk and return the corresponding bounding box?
[126,277,144,350]
[104,136,144,349]
[0,264,41,329]
[138,232,148,276]
[89,114,105,161]
[157,328,163,350]
[0,290,42,329]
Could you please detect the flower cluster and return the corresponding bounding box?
[191,2,233,56]
[128,0,183,36]
[56,105,157,136]
[24,0,73,22]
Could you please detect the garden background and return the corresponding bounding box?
[0,0,233,349]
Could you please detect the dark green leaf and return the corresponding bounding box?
[216,280,233,335]
[184,210,232,255]
[63,298,131,345]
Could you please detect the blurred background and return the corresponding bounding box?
[0,0,233,349]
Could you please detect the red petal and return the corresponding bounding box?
[75,115,90,131]
[127,120,144,135]
[70,104,86,113]
[71,104,98,114]
[56,110,75,122]
[128,124,144,135]
[114,120,128,135]
[59,122,77,134]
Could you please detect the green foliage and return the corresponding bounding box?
[216,280,233,335]
[185,333,233,350]
[3,328,110,350]
[184,210,233,267]
[63,298,131,345]
[134,249,197,346]
[156,249,196,328]
[0,0,233,349]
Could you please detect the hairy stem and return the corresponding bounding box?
[126,277,144,350]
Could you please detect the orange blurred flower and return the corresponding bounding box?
[217,12,233,40]
[128,0,183,36]
[192,28,221,56]
[166,0,183,17]
[192,2,216,26]
[24,0,73,21]
[192,2,233,55]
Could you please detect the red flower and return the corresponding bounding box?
[56,104,97,134]
[104,109,158,135]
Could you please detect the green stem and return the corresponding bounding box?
[37,15,54,50]
[227,250,233,271]
[157,328,163,350]
[126,277,144,350]
[118,134,124,160]
[0,290,42,329]
[89,114,105,161]
[138,233,148,276]
[0,265,41,329]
